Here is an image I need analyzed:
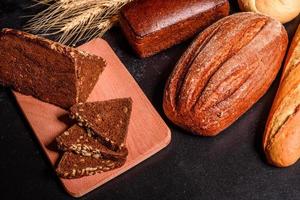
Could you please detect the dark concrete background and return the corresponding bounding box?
[0,0,299,199]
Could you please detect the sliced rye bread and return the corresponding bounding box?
[0,28,106,109]
[56,152,125,179]
[56,124,128,160]
[69,98,132,151]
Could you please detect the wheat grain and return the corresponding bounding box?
[25,0,132,45]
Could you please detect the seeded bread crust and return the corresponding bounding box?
[56,124,128,160]
[56,152,125,179]
[0,28,106,108]
[70,98,132,151]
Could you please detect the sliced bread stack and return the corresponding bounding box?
[55,98,132,179]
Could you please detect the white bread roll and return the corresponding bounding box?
[238,0,300,23]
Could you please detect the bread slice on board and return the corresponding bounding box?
[56,152,125,179]
[70,98,132,151]
[56,124,128,160]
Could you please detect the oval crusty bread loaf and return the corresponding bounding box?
[238,0,300,23]
[263,24,300,167]
[163,12,288,136]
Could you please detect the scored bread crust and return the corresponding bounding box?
[263,24,300,167]
[163,12,288,136]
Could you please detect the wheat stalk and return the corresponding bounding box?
[25,0,132,45]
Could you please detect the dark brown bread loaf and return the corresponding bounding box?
[119,0,229,58]
[0,28,106,109]
[70,98,132,150]
[56,152,125,179]
[56,124,128,160]
[163,12,288,136]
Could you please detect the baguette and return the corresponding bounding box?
[263,24,300,167]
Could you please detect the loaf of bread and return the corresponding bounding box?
[263,24,300,167]
[0,29,106,109]
[238,0,300,23]
[119,0,229,58]
[163,12,288,136]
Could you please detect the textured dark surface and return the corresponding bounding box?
[0,0,299,200]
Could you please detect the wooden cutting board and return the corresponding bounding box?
[13,39,171,197]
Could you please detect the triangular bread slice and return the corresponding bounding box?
[69,98,132,151]
[56,152,125,179]
[56,124,128,160]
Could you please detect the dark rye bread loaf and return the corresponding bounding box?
[56,124,128,160]
[0,28,106,109]
[56,152,125,179]
[70,98,132,150]
[119,0,229,57]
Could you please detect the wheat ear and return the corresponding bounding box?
[24,0,132,45]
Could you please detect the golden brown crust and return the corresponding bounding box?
[163,12,288,136]
[238,0,300,24]
[264,107,300,167]
[263,24,300,167]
